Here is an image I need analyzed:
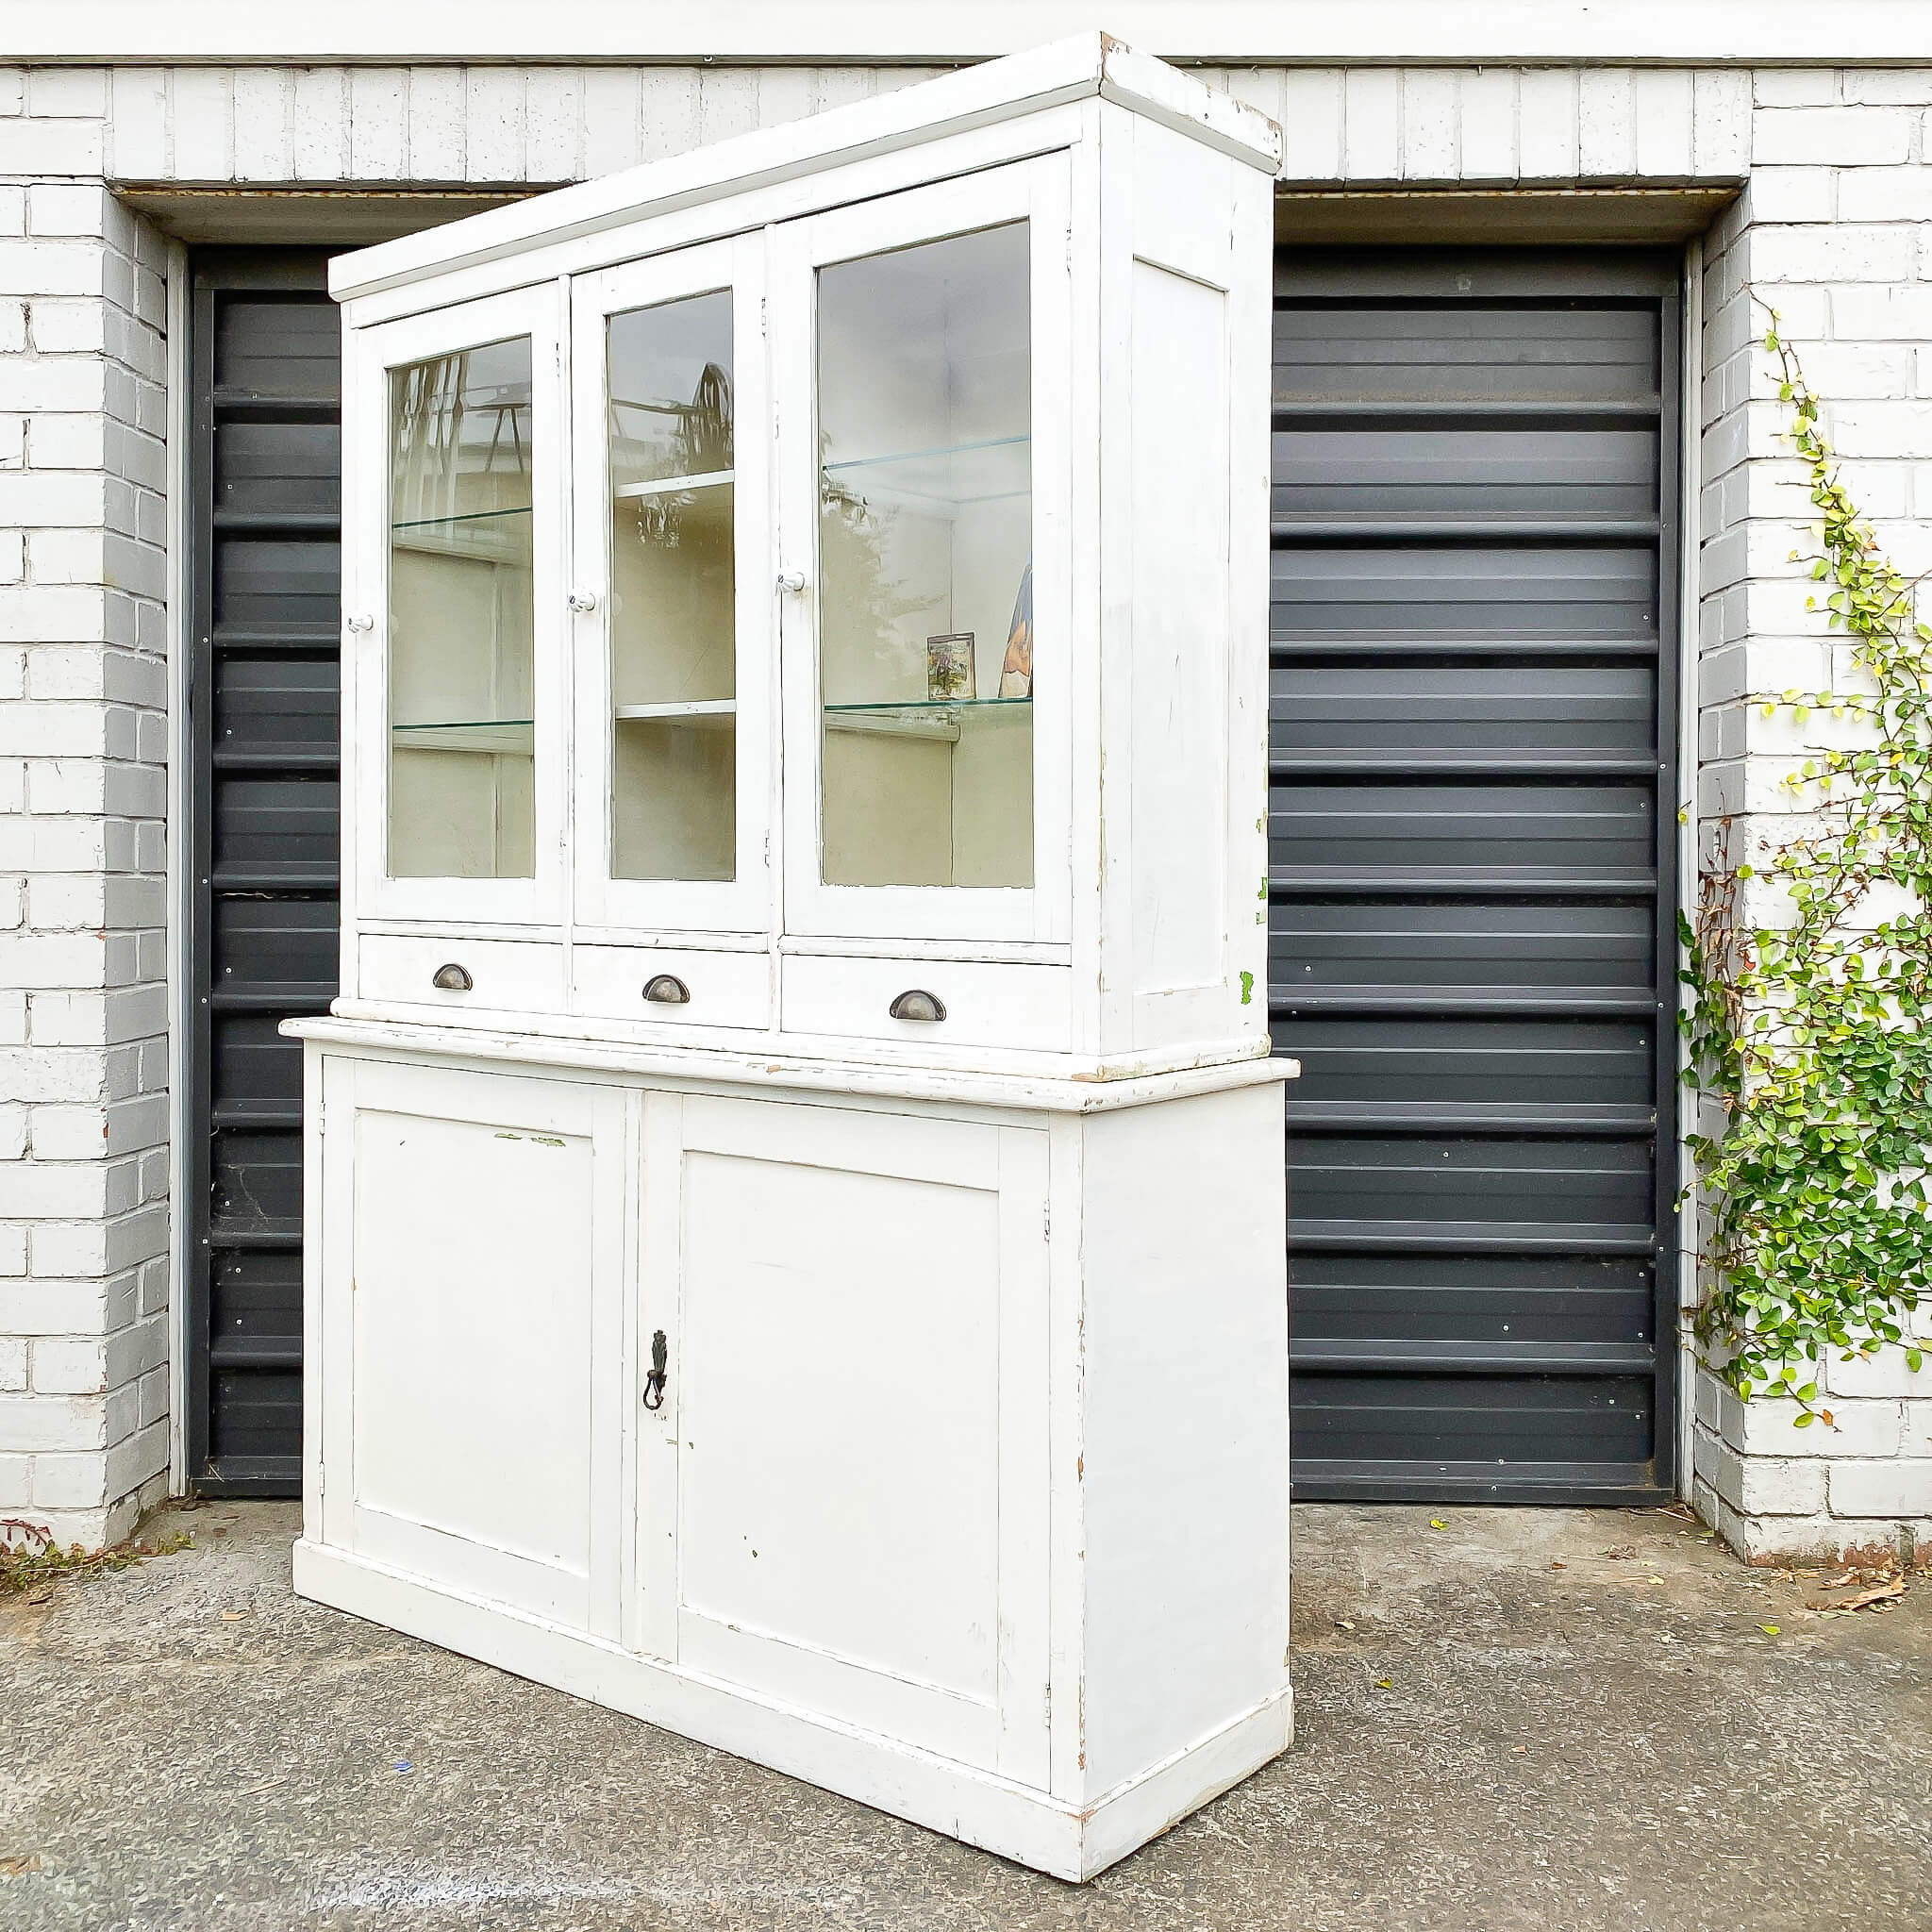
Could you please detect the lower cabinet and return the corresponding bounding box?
[298,1036,1291,1878]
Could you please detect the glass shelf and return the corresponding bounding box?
[615,699,736,729]
[614,468,733,501]
[390,506,533,531]
[822,435,1029,514]
[824,697,1030,744]
[824,697,1031,713]
[391,719,535,756]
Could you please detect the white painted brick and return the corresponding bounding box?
[1754,106,1913,168]
[29,412,107,471]
[1341,68,1400,182]
[27,1450,105,1509]
[0,239,104,301]
[0,1280,108,1337]
[232,67,296,182]
[0,118,102,174]
[1754,70,1839,108]
[1514,68,1576,180]
[1400,68,1457,181]
[28,299,107,356]
[0,71,22,116]
[0,1392,104,1453]
[1713,1446,1828,1516]
[1825,1348,1932,1401]
[104,1415,166,1500]
[1457,68,1516,183]
[1829,1459,1932,1517]
[465,68,527,181]
[1832,282,1932,339]
[1726,1391,1903,1458]
[407,66,466,179]
[1634,68,1694,177]
[1843,73,1932,107]
[755,66,819,135]
[26,184,110,240]
[0,1338,22,1394]
[639,67,701,165]
[0,1453,28,1507]
[583,67,643,175]
[170,67,233,181]
[0,189,21,238]
[697,68,762,146]
[1835,166,1932,223]
[293,66,351,181]
[1745,166,1834,225]
[27,68,107,118]
[1577,68,1636,176]
[30,1336,105,1395]
[1277,68,1343,182]
[0,932,108,991]
[524,67,583,181]
[1748,222,1917,283]
[346,66,406,182]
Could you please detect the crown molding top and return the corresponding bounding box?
[13,0,1932,67]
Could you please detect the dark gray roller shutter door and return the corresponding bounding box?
[185,251,341,1493]
[1272,250,1680,1504]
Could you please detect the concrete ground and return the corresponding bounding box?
[2,1503,1928,1932]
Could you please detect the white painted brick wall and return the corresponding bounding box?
[1688,67,1932,1566]
[0,71,170,1546]
[0,54,1925,1564]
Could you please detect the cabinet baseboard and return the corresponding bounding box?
[291,1537,1292,1882]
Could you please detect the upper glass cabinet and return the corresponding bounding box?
[387,335,536,880]
[778,161,1070,944]
[573,235,770,932]
[816,222,1034,892]
[352,283,565,924]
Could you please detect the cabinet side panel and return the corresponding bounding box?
[1112,117,1247,1057]
[1076,1084,1290,1797]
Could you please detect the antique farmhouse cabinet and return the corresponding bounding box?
[288,36,1292,1879]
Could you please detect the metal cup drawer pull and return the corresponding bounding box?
[642,974,691,1006]
[888,989,946,1024]
[431,962,473,992]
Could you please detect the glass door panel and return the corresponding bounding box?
[816,223,1034,891]
[387,336,536,879]
[607,290,736,883]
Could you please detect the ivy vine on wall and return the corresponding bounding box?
[1680,317,1932,1421]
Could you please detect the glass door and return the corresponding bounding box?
[348,283,567,925]
[571,234,772,936]
[774,159,1072,945]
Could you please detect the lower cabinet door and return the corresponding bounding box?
[638,1092,1051,1785]
[318,1056,632,1639]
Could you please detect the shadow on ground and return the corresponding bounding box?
[3,1500,1928,1930]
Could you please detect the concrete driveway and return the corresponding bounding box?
[2,1500,1927,1931]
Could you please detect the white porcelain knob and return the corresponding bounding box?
[775,569,808,594]
[568,588,599,612]
[345,612,375,632]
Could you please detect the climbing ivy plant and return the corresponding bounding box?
[1681,318,1932,1420]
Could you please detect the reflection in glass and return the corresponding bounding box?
[387,336,535,878]
[817,224,1034,890]
[608,290,736,882]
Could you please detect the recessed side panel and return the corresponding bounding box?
[1077,1083,1290,1801]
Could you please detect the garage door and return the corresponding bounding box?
[184,251,342,1492]
[1272,250,1680,1503]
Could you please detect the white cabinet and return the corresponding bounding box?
[293,35,1293,1882]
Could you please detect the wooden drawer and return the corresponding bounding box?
[781,953,1072,1055]
[571,943,773,1032]
[358,934,566,1014]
